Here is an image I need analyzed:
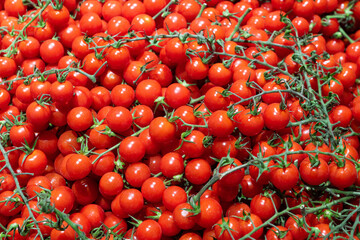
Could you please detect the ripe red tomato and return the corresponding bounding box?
[250,192,281,221]
[270,163,299,191]
[19,149,47,176]
[50,186,75,214]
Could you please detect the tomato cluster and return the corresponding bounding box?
[1,0,360,239]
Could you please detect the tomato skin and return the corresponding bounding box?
[263,103,290,131]
[125,162,151,188]
[299,157,329,186]
[270,163,299,191]
[50,81,74,103]
[214,217,241,240]
[99,172,123,198]
[119,136,146,163]
[119,188,144,215]
[266,226,293,240]
[26,176,52,198]
[149,117,176,143]
[0,191,23,216]
[103,213,127,235]
[135,219,162,240]
[234,109,264,137]
[196,198,223,228]
[0,57,17,78]
[40,39,64,64]
[50,186,75,214]
[162,186,187,211]
[0,173,15,193]
[329,160,357,189]
[82,52,107,77]
[185,158,211,185]
[218,158,245,187]
[10,124,35,147]
[66,107,93,132]
[26,102,51,131]
[141,177,165,203]
[204,86,230,111]
[238,213,263,239]
[80,12,102,36]
[160,152,184,178]
[80,204,105,229]
[285,215,309,240]
[208,110,234,137]
[106,106,133,134]
[71,177,99,205]
[185,57,209,81]
[250,192,281,221]
[89,124,118,149]
[19,150,47,176]
[179,232,202,240]
[66,154,92,180]
[135,79,162,108]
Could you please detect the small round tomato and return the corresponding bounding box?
[80,204,105,228]
[162,186,187,211]
[50,81,74,103]
[196,198,223,228]
[135,219,162,240]
[50,186,75,214]
[125,162,150,188]
[250,192,281,221]
[141,177,165,203]
[67,107,93,132]
[149,117,176,143]
[0,57,17,78]
[208,110,234,137]
[99,172,123,198]
[0,191,23,216]
[263,103,290,131]
[89,124,118,149]
[185,158,211,185]
[266,226,293,240]
[10,124,35,147]
[329,160,357,189]
[214,217,241,240]
[300,157,329,186]
[80,12,102,36]
[26,101,51,131]
[90,150,115,176]
[19,149,47,176]
[40,39,64,64]
[66,154,92,180]
[185,57,209,81]
[119,136,146,163]
[26,176,52,198]
[119,188,144,215]
[270,163,299,191]
[234,109,264,137]
[135,79,162,108]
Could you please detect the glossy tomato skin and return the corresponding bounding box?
[263,103,290,131]
[270,163,299,191]
[328,160,357,189]
[266,226,293,240]
[238,213,264,239]
[149,117,176,143]
[299,157,329,186]
[250,192,281,221]
[196,198,223,228]
[50,186,75,214]
[18,150,47,176]
[0,191,23,216]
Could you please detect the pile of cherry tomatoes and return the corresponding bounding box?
[1,0,360,239]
